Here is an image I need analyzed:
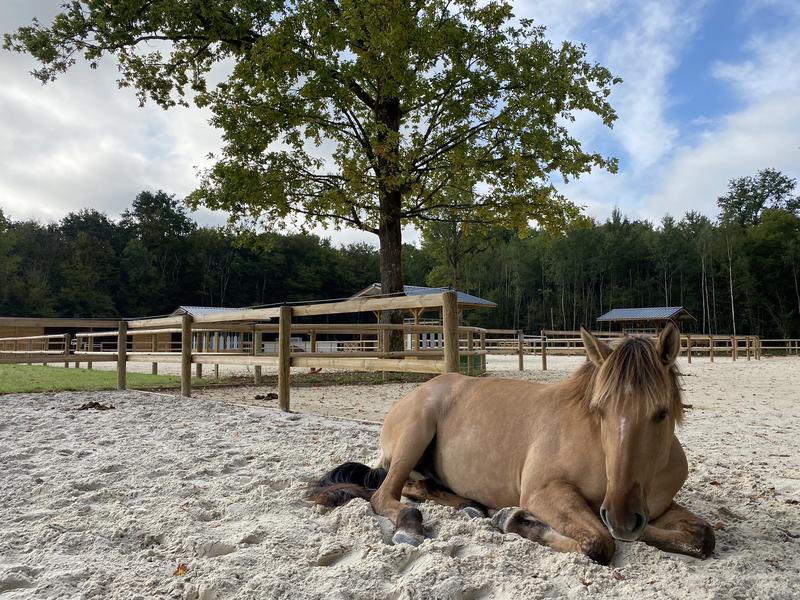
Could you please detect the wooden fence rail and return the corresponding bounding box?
[1,292,512,411]
[5,306,797,412]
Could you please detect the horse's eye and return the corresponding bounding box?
[655,409,668,422]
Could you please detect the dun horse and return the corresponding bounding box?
[308,325,714,564]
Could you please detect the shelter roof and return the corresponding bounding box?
[596,307,696,322]
[351,284,496,309]
[172,306,248,317]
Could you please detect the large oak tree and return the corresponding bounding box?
[6,0,620,302]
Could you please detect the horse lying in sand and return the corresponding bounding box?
[308,325,714,564]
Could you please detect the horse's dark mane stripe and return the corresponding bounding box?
[561,336,684,423]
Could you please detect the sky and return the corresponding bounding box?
[0,0,798,247]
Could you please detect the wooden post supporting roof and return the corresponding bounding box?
[442,291,459,373]
[181,314,192,397]
[117,322,127,390]
[253,330,262,385]
[541,330,548,371]
[278,305,292,411]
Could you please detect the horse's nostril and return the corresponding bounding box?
[599,507,609,528]
[634,513,646,532]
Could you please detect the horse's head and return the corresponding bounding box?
[580,324,683,541]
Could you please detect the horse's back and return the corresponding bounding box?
[380,373,564,507]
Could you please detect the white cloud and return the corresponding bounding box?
[640,95,800,222]
[639,2,800,223]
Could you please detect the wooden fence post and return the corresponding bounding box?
[63,333,70,368]
[151,333,158,374]
[253,330,262,385]
[27,338,32,366]
[181,314,193,397]
[117,322,127,390]
[518,330,524,371]
[278,305,292,411]
[310,331,317,353]
[214,331,220,379]
[686,335,692,364]
[480,331,486,374]
[466,332,474,375]
[195,331,204,379]
[709,336,714,362]
[87,335,93,370]
[541,331,548,371]
[731,335,737,361]
[442,291,459,373]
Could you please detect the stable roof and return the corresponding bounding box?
[172,306,248,317]
[352,284,496,309]
[597,307,696,323]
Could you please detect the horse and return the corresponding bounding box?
[308,324,715,564]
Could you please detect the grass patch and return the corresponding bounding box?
[226,370,435,388]
[0,364,213,394]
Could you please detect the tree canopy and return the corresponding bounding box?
[1,171,799,338]
[5,0,620,297]
[717,168,800,227]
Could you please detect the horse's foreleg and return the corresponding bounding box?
[641,502,715,558]
[370,417,437,546]
[497,483,615,564]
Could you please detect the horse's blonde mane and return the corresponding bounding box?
[562,336,684,423]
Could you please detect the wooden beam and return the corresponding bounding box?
[191,307,280,324]
[0,353,117,365]
[291,356,445,374]
[116,322,127,390]
[192,354,280,366]
[0,317,119,328]
[292,293,446,317]
[278,306,292,411]
[127,316,184,329]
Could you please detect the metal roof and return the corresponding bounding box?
[597,307,696,322]
[352,284,496,308]
[173,306,248,317]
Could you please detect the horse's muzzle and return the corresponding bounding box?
[600,504,648,541]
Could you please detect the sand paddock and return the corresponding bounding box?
[1,356,798,599]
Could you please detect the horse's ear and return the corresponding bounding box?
[581,326,612,366]
[656,323,681,366]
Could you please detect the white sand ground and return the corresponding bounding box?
[1,356,798,599]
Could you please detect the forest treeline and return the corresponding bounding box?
[1,169,799,338]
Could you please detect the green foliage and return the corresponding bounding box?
[5,1,620,292]
[2,169,800,339]
[717,168,800,227]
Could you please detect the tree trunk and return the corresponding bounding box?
[378,191,404,351]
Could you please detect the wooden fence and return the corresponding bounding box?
[4,302,798,408]
[537,330,763,370]
[0,292,528,410]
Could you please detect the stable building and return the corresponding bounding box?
[596,306,696,334]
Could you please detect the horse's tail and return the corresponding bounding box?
[306,461,388,507]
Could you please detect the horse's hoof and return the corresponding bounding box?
[459,506,486,519]
[490,507,524,532]
[392,530,424,547]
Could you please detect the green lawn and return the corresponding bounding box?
[0,364,211,394]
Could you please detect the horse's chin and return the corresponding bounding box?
[608,528,644,542]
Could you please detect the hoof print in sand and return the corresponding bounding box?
[316,543,359,567]
[195,540,236,559]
